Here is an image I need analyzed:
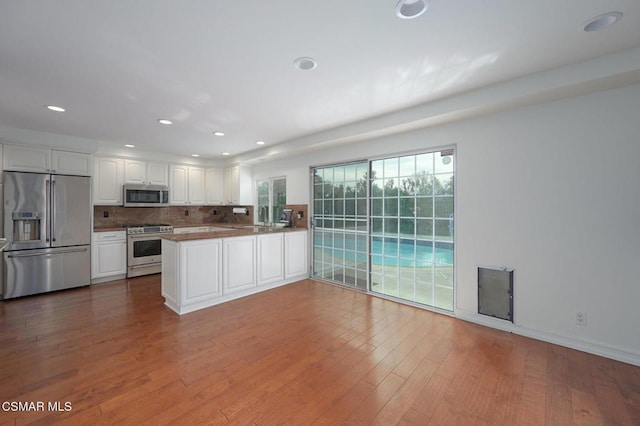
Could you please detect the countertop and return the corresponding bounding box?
[160,226,307,242]
[93,224,266,232]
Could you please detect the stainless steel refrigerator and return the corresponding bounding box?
[3,171,91,299]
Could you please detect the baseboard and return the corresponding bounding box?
[456,310,640,367]
[91,274,126,284]
[165,275,307,315]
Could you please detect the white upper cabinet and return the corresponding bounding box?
[205,168,224,205]
[93,157,124,205]
[124,159,145,183]
[51,150,91,175]
[147,161,169,185]
[3,145,91,176]
[169,165,188,204]
[188,167,205,205]
[223,165,252,205]
[3,145,50,173]
[169,164,204,205]
[124,160,168,185]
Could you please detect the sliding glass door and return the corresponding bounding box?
[311,149,454,311]
[369,150,454,310]
[312,162,368,289]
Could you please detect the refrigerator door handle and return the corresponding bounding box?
[6,247,89,258]
[51,178,56,242]
[45,178,51,243]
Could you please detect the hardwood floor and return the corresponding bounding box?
[1,276,639,425]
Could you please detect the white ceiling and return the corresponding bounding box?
[1,1,639,162]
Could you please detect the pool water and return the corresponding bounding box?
[318,236,453,267]
[371,238,453,266]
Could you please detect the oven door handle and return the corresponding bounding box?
[128,234,165,240]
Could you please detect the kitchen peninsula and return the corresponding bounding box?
[161,226,308,314]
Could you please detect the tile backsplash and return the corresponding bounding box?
[94,205,254,229]
[94,204,309,229]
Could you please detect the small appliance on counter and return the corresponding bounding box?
[280,208,293,227]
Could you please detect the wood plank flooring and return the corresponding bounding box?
[1,276,639,425]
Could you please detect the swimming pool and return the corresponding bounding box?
[316,235,453,267]
[371,237,453,266]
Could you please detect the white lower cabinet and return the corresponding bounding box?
[285,230,308,279]
[162,230,309,314]
[91,231,127,282]
[222,235,256,294]
[257,233,284,286]
[182,239,222,302]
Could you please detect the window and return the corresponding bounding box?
[255,177,286,224]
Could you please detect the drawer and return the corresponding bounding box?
[94,231,126,242]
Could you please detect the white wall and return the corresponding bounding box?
[252,83,640,365]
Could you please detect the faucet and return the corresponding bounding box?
[260,206,269,227]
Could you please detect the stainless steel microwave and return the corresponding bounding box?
[123,184,169,207]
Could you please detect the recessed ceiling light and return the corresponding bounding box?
[213,131,225,136]
[256,140,265,145]
[191,154,199,157]
[46,105,65,112]
[293,57,317,71]
[157,119,173,125]
[222,152,230,156]
[125,144,135,148]
[395,0,429,19]
[583,11,623,32]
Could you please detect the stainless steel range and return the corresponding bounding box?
[126,224,173,278]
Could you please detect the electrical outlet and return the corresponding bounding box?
[576,311,587,326]
[184,209,189,216]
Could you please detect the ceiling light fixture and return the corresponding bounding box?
[125,144,135,148]
[256,140,265,145]
[222,152,230,156]
[213,131,225,136]
[191,154,199,157]
[46,105,65,112]
[157,119,173,125]
[395,0,429,19]
[583,11,623,32]
[293,57,317,71]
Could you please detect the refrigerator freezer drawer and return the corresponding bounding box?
[3,246,90,299]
